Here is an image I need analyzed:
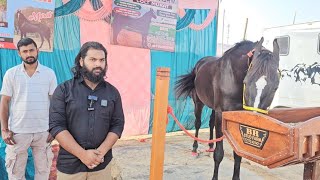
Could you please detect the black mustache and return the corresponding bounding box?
[26,56,35,59]
[93,67,103,71]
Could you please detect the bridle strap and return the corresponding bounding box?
[242,83,269,114]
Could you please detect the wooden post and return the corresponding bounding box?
[304,161,320,180]
[150,68,170,180]
[243,18,248,40]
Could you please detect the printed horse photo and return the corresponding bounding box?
[112,8,157,48]
[306,62,320,85]
[280,62,320,85]
[175,37,280,180]
[16,10,51,49]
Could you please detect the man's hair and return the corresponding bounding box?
[72,41,108,78]
[17,38,37,51]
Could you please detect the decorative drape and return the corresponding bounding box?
[150,10,218,133]
[176,9,196,30]
[54,0,86,17]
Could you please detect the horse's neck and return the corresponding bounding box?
[18,14,28,23]
[230,54,249,70]
[139,13,152,22]
[19,14,27,21]
[18,20,25,27]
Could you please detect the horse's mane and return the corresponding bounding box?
[246,50,279,81]
[223,40,255,56]
[17,11,28,21]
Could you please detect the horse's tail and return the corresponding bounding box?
[175,66,198,99]
[175,57,212,98]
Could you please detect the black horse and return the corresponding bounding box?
[181,56,220,155]
[16,10,51,49]
[112,8,157,48]
[175,37,280,180]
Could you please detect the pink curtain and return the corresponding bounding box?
[106,45,151,136]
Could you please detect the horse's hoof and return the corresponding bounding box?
[191,152,199,157]
[206,148,215,152]
[138,138,146,142]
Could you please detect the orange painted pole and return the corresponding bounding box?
[150,68,170,180]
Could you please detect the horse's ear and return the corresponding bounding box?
[273,38,280,62]
[255,37,264,52]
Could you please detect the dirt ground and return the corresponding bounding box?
[111,128,304,180]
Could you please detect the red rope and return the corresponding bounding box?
[167,106,224,144]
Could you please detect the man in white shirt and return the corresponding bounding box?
[0,38,57,180]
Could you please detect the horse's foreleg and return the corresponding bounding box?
[39,35,44,49]
[208,109,215,151]
[192,92,204,155]
[232,151,242,180]
[142,35,148,48]
[112,27,121,45]
[45,35,51,49]
[212,111,224,180]
[142,35,146,48]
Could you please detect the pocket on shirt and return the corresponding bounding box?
[99,99,114,118]
[98,99,115,130]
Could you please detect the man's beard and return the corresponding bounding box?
[22,56,38,65]
[80,64,106,83]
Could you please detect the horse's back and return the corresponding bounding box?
[195,56,220,73]
[113,12,148,29]
[194,56,221,108]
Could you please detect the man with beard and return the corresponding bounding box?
[0,37,57,179]
[49,41,124,180]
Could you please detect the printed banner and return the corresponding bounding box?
[111,0,178,52]
[0,0,55,52]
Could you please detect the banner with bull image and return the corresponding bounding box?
[111,0,178,52]
[0,0,55,52]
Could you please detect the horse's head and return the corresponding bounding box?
[16,10,22,21]
[243,37,280,113]
[149,8,157,19]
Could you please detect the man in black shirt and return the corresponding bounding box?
[49,41,124,180]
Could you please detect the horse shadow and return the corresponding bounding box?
[15,10,51,49]
[112,8,157,48]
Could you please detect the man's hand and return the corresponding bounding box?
[2,130,16,145]
[46,133,54,143]
[79,149,103,169]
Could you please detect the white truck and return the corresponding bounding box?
[263,21,320,108]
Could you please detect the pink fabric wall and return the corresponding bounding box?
[106,45,151,136]
[79,0,151,136]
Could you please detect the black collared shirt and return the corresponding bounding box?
[49,77,124,174]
